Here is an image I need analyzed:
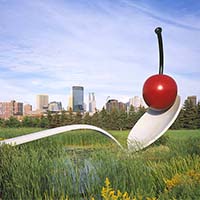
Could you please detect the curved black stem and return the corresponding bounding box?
[155,27,164,74]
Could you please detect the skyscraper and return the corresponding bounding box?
[12,100,23,116]
[72,86,84,112]
[67,95,73,111]
[48,101,62,112]
[89,92,96,113]
[36,94,49,111]
[129,96,142,107]
[106,99,126,112]
[129,96,145,111]
[0,100,23,119]
[24,104,32,115]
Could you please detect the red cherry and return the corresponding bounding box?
[143,74,177,110]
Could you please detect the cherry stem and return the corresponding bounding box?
[155,27,164,74]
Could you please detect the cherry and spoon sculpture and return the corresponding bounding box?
[143,27,177,111]
[0,27,182,152]
[127,27,181,151]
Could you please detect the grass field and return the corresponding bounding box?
[167,129,200,139]
[1,128,200,146]
[0,128,200,199]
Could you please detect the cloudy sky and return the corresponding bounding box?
[0,0,200,110]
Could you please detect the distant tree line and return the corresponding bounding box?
[171,99,200,129]
[0,99,199,130]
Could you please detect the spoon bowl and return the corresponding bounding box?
[127,95,181,151]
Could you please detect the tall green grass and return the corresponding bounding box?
[167,129,200,140]
[0,127,43,139]
[0,128,200,199]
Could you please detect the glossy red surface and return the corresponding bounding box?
[143,74,177,110]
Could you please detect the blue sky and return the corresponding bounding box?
[0,0,200,109]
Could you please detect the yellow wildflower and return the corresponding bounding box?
[164,174,182,191]
[101,177,133,200]
[146,198,157,200]
[187,170,200,182]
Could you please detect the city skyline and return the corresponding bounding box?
[0,0,200,109]
[0,93,198,119]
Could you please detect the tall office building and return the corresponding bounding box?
[89,92,96,113]
[72,86,84,112]
[24,104,32,115]
[129,96,142,107]
[187,96,197,106]
[48,101,62,112]
[36,94,49,111]
[0,100,23,119]
[106,99,126,112]
[129,96,144,111]
[67,95,73,111]
[0,102,10,119]
[12,100,23,115]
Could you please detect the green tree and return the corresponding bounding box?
[22,116,33,127]
[60,110,67,126]
[4,116,21,128]
[91,111,100,127]
[196,102,200,129]
[67,109,74,125]
[118,109,127,130]
[170,108,184,129]
[99,107,110,129]
[73,111,82,124]
[82,112,92,124]
[109,108,120,130]
[47,113,62,128]
[135,106,146,123]
[54,113,61,127]
[127,105,137,129]
[182,99,197,129]
[40,116,48,128]
[47,111,53,128]
[31,117,40,127]
[0,118,5,127]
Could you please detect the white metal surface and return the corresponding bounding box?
[0,124,123,149]
[127,95,181,151]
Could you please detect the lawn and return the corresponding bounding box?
[1,127,199,148]
[0,128,200,199]
[167,129,200,140]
